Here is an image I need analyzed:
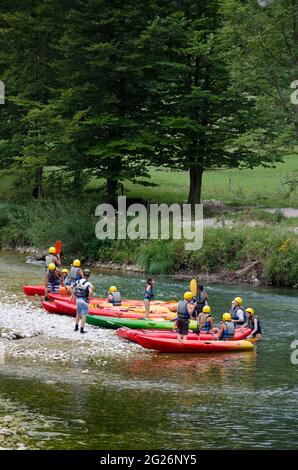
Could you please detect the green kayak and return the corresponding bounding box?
[86,315,199,330]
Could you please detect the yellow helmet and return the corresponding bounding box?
[48,263,56,271]
[202,305,211,314]
[246,307,255,315]
[223,313,232,321]
[234,296,243,305]
[72,259,81,267]
[49,246,56,254]
[109,286,117,292]
[62,269,69,274]
[184,291,193,301]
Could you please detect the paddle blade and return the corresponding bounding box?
[190,279,197,297]
[55,240,62,255]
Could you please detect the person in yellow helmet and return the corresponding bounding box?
[69,259,83,286]
[37,246,61,271]
[107,286,122,306]
[218,313,235,340]
[176,291,196,341]
[197,305,217,334]
[44,263,62,300]
[245,308,262,339]
[72,269,94,334]
[230,296,247,328]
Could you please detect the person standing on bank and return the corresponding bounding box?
[194,284,209,317]
[72,269,94,334]
[176,292,196,342]
[144,277,155,318]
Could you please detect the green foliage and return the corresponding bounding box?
[264,239,298,288]
[136,240,183,275]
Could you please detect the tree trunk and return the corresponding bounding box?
[73,169,83,192]
[106,178,118,207]
[33,167,43,199]
[187,163,203,206]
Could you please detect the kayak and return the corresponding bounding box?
[86,315,199,330]
[23,285,46,296]
[136,336,254,353]
[116,327,252,343]
[42,301,72,316]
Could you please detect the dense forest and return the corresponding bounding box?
[0,0,297,285]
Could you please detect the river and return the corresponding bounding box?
[0,252,297,450]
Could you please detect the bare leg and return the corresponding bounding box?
[144,300,150,318]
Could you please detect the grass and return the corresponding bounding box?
[85,155,298,208]
[1,156,297,208]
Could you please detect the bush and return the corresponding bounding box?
[136,240,183,274]
[264,238,298,287]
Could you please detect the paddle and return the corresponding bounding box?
[55,240,62,255]
[190,278,197,298]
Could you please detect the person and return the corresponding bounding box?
[61,268,70,286]
[245,308,262,339]
[107,286,122,306]
[230,296,247,328]
[144,277,155,318]
[218,313,235,340]
[197,305,217,334]
[69,259,83,286]
[194,284,209,316]
[72,268,94,334]
[176,291,196,342]
[44,263,62,300]
[37,246,61,271]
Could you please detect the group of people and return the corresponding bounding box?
[176,287,262,342]
[40,246,261,340]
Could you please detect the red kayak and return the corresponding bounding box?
[52,300,149,319]
[136,335,254,353]
[116,327,252,343]
[42,301,71,316]
[23,285,46,296]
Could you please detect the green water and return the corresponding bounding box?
[0,252,297,450]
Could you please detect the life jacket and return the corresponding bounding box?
[231,306,247,325]
[63,275,71,286]
[221,321,235,339]
[177,300,190,321]
[69,266,81,284]
[45,254,56,271]
[199,313,212,332]
[248,316,262,335]
[108,292,122,306]
[144,285,154,300]
[47,269,60,285]
[74,279,91,302]
[196,291,206,312]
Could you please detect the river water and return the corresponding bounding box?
[0,252,297,450]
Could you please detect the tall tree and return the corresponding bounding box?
[140,0,286,205]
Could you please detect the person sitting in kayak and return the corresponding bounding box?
[107,286,122,306]
[61,268,70,286]
[245,307,262,339]
[44,263,62,300]
[230,296,247,328]
[176,291,196,342]
[197,305,217,334]
[194,284,209,317]
[72,268,94,334]
[37,246,61,271]
[69,259,83,286]
[144,277,155,318]
[218,313,235,340]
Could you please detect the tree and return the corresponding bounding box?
[139,0,289,205]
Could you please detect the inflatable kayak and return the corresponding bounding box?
[116,327,252,343]
[23,285,46,296]
[136,336,254,353]
[42,301,72,316]
[86,315,199,330]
